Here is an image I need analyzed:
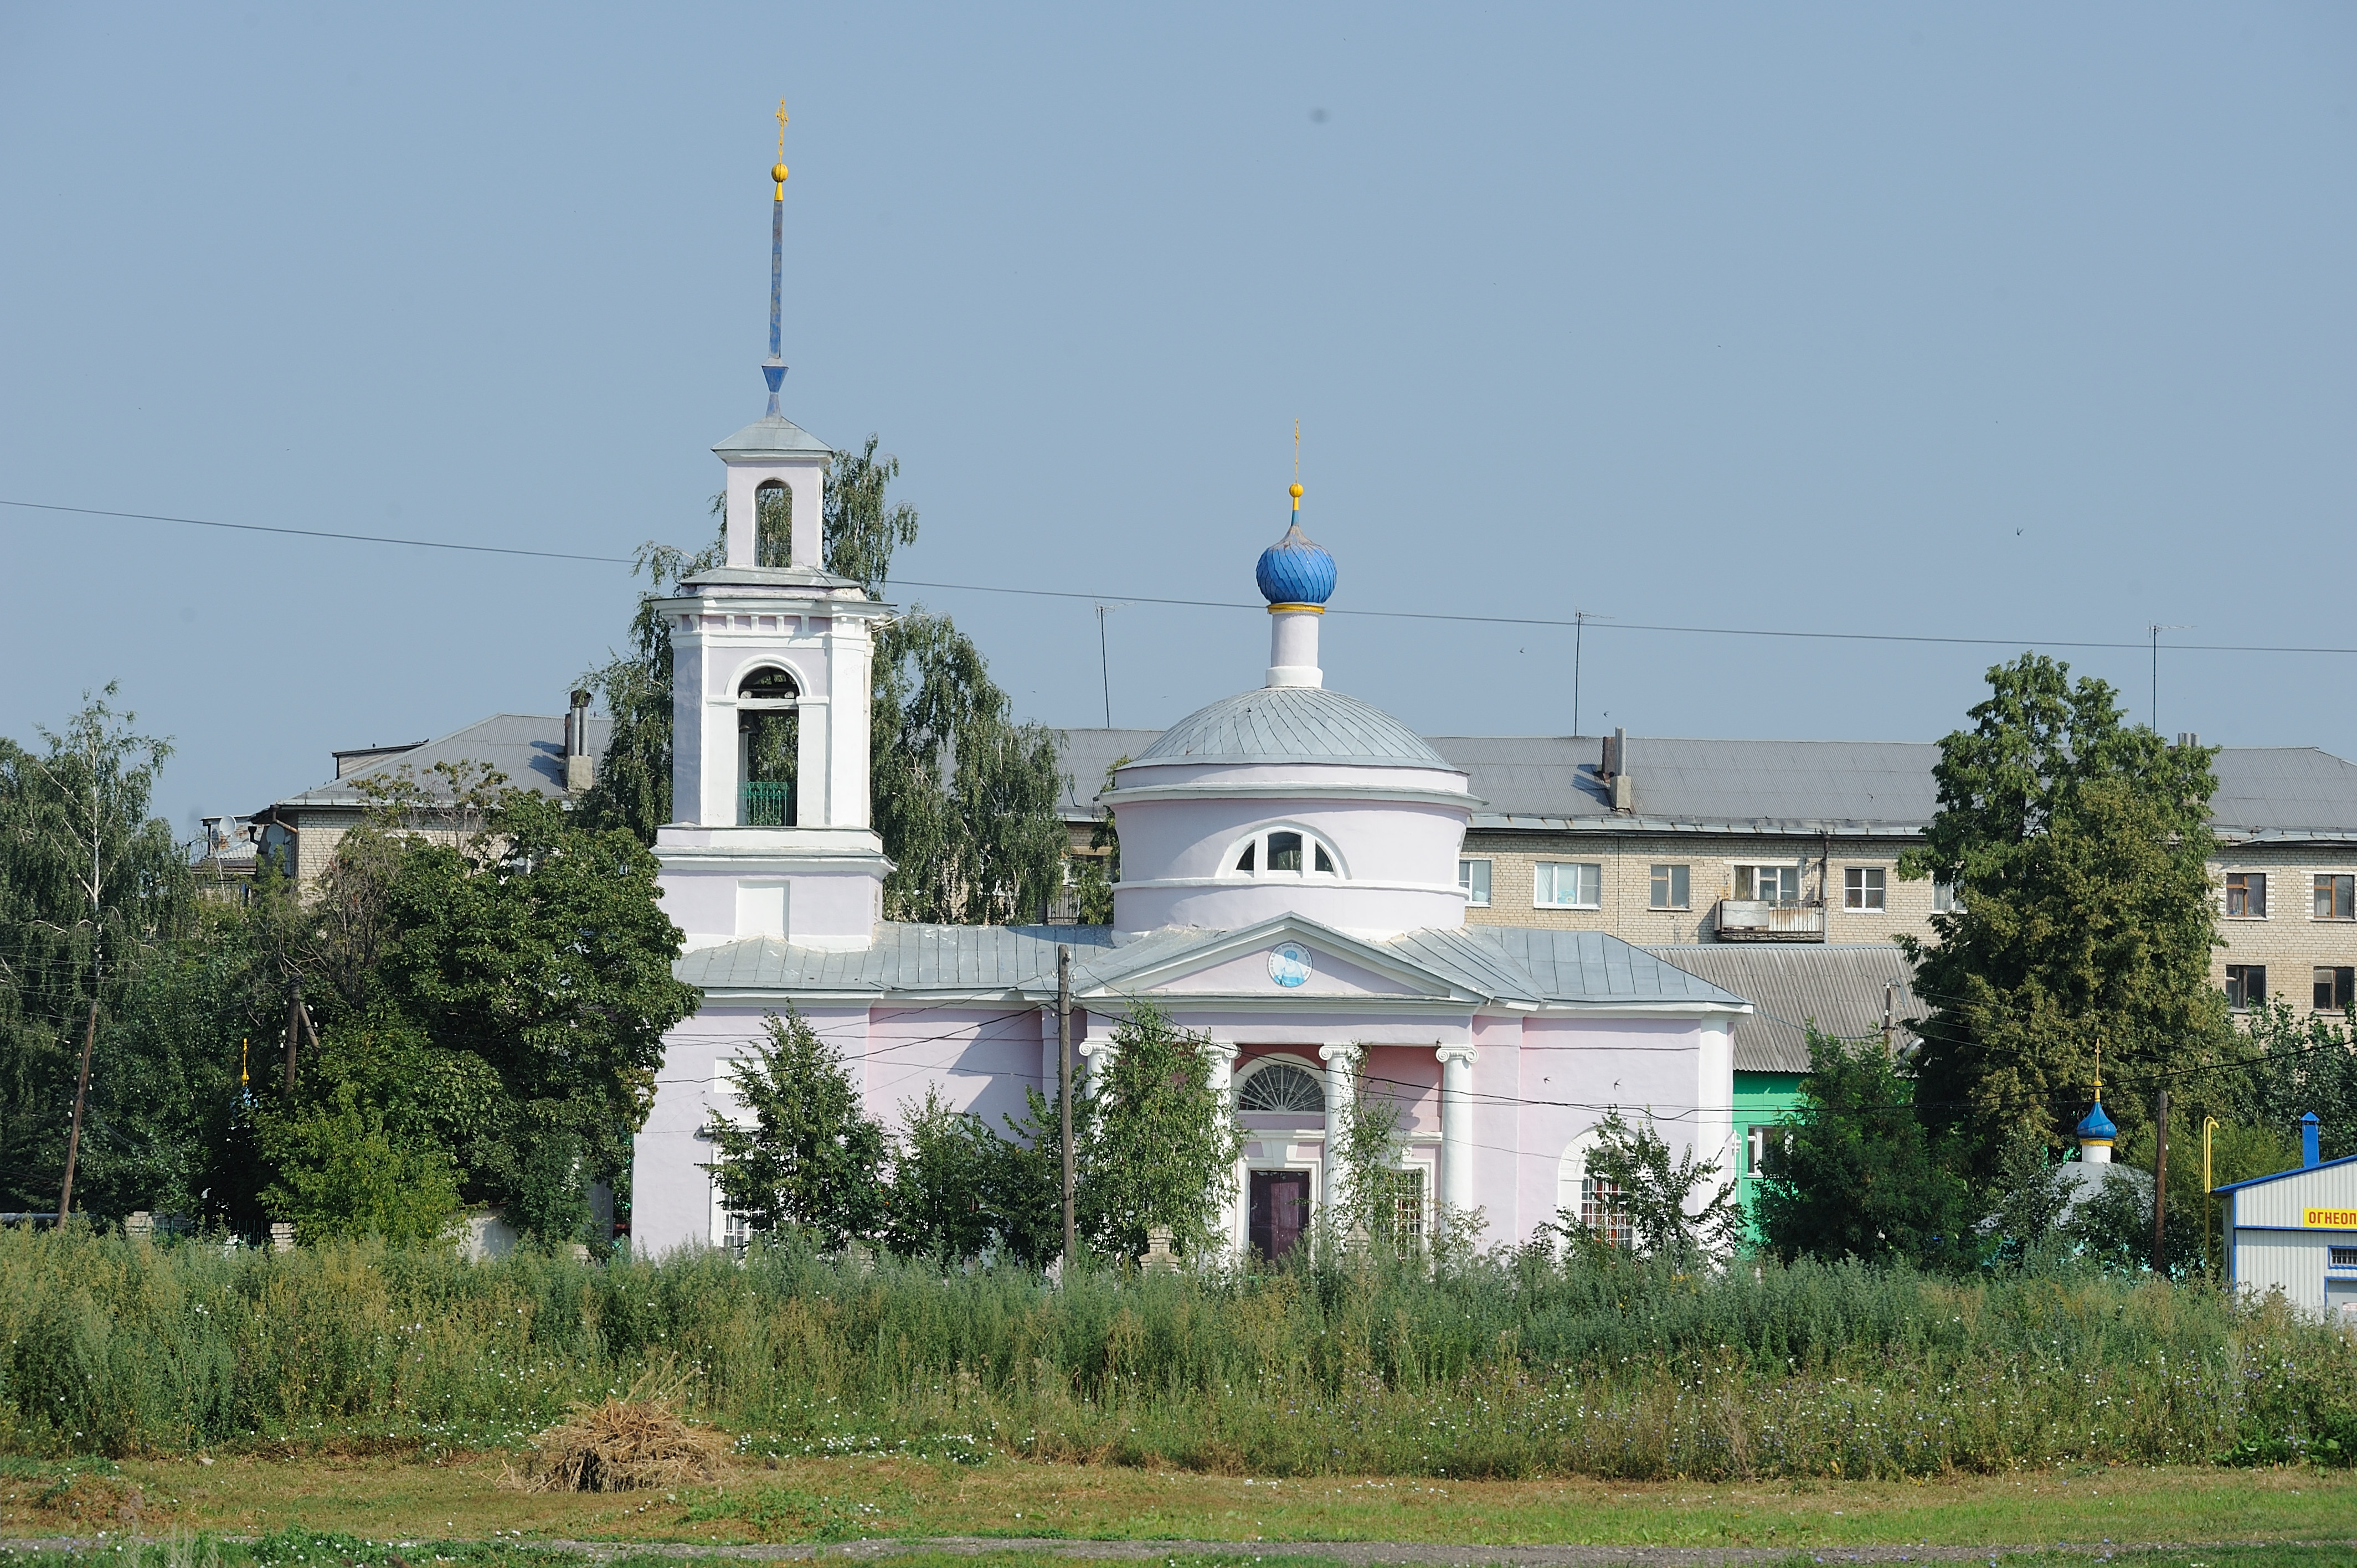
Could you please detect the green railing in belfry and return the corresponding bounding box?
[739,780,794,827]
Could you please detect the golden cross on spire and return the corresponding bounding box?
[1290,419,1303,510]
[772,100,790,194]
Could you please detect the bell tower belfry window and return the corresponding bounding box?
[649,111,892,953]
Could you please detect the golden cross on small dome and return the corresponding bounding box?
[772,99,790,192]
[1291,420,1303,510]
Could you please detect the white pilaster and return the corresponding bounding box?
[1435,1043,1478,1235]
[1203,1039,1243,1251]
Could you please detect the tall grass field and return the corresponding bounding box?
[0,1227,2351,1478]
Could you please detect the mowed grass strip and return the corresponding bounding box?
[4,1540,2357,1568]
[0,1456,2349,1552]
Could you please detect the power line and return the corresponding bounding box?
[20,495,2357,660]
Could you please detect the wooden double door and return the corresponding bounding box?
[1248,1169,1311,1260]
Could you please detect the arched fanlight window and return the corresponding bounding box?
[1237,1060,1326,1113]
[1228,827,1340,878]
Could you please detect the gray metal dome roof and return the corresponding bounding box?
[1129,685,1455,770]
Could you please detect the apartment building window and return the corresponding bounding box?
[1535,861,1602,908]
[2316,875,2356,921]
[1932,881,1958,912]
[2224,964,2267,1010]
[1649,864,1690,910]
[1458,859,1492,907]
[2226,871,2267,917]
[1734,864,1801,904]
[1844,866,1887,912]
[2315,966,2355,1012]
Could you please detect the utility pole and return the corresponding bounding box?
[1881,980,1896,1055]
[57,756,104,1225]
[2153,1089,2170,1277]
[1095,605,1114,729]
[285,981,303,1093]
[1058,943,1075,1267]
[57,987,97,1223]
[2202,1115,2219,1275]
[1572,611,1585,737]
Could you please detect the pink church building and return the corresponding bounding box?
[629,172,1749,1258]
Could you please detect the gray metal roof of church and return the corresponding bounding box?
[1128,687,1458,772]
[1052,729,2357,838]
[712,412,833,458]
[673,920,1748,1011]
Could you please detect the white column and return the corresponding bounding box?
[1319,1041,1359,1220]
[1203,1040,1243,1251]
[1435,1043,1478,1236]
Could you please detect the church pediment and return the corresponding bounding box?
[1083,916,1477,1004]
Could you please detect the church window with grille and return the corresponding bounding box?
[1237,1060,1326,1113]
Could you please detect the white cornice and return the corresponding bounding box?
[1105,781,1481,809]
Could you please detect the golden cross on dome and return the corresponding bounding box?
[772,100,790,193]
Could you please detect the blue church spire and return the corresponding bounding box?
[764,100,789,416]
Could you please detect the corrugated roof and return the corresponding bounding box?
[1126,687,1456,771]
[1050,728,2357,838]
[1642,943,1918,1072]
[265,713,611,811]
[677,919,1749,1011]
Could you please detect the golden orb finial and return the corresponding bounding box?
[772,163,790,184]
[1289,482,1304,500]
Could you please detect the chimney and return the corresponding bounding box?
[2303,1111,2321,1169]
[2175,732,2202,749]
[1602,726,1635,812]
[564,689,596,793]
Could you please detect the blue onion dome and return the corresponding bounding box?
[1255,483,1337,606]
[2076,1097,2118,1142]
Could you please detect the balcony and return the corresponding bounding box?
[1714,899,1825,942]
[739,780,794,827]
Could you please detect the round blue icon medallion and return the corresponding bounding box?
[1267,942,1313,988]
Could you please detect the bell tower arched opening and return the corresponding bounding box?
[755,480,791,568]
[737,664,799,826]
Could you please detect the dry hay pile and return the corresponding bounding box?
[514,1395,728,1493]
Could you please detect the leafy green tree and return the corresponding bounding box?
[881,1086,998,1262]
[1899,654,2230,1174]
[576,440,1067,924]
[1069,759,1126,926]
[707,1007,888,1249]
[2231,999,2357,1163]
[872,612,1067,923]
[977,1084,1092,1266]
[1572,1107,1745,1270]
[1330,1064,1417,1256]
[1979,1120,2075,1269]
[258,1081,463,1244]
[0,689,196,1215]
[1757,1031,1977,1270]
[1077,998,1241,1257]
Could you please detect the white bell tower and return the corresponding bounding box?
[650,131,892,952]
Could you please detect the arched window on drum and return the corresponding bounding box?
[1225,826,1341,879]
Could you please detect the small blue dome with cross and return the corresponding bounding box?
[2075,1097,2118,1144]
[1255,484,1336,606]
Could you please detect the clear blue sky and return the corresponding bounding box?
[3,5,2352,838]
